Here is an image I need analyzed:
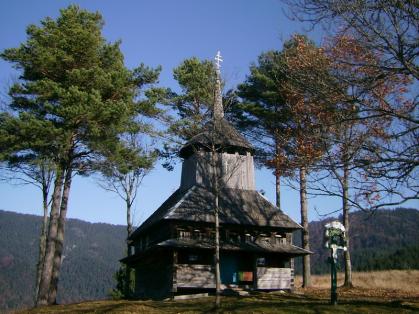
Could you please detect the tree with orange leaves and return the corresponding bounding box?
[237,35,335,288]
[297,34,412,287]
[282,0,418,211]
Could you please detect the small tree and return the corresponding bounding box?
[197,112,247,309]
[0,157,54,302]
[170,53,247,309]
[97,130,157,297]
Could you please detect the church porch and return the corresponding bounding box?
[174,247,296,293]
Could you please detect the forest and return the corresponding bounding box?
[0,1,417,309]
[1,208,418,311]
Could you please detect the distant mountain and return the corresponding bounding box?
[0,210,126,312]
[293,207,419,274]
[0,208,418,311]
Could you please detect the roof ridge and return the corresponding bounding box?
[166,186,196,219]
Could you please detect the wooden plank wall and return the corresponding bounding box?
[256,267,292,290]
[176,264,215,288]
[180,151,256,191]
[134,253,173,299]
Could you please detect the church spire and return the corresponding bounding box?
[214,51,224,120]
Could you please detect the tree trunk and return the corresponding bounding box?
[126,200,133,254]
[300,166,311,288]
[213,152,221,309]
[125,200,133,298]
[48,168,72,304]
[342,161,353,287]
[275,171,281,210]
[214,191,221,308]
[36,168,64,306]
[275,141,281,211]
[34,187,50,302]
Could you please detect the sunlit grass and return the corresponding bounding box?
[295,270,419,293]
[16,271,419,314]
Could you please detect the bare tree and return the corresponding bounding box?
[283,0,418,79]
[282,0,418,206]
[0,158,55,302]
[194,122,247,308]
[183,54,250,308]
[97,131,157,297]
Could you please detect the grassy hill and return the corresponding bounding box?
[1,207,418,311]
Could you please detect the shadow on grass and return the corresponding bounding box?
[146,294,419,314]
[18,293,419,314]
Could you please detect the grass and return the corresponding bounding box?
[14,271,419,314]
[14,293,419,314]
[295,270,419,293]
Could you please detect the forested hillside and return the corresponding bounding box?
[294,208,419,274]
[0,210,126,311]
[1,208,418,311]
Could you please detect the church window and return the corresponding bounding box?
[245,233,254,242]
[228,232,240,243]
[178,229,191,239]
[193,229,202,239]
[257,257,266,266]
[275,234,286,244]
[188,254,199,262]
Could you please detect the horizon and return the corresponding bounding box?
[2,206,417,228]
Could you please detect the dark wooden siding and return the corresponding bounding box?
[133,250,173,299]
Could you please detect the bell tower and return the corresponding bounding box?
[179,52,255,192]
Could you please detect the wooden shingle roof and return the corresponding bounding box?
[121,238,310,264]
[179,118,253,158]
[156,238,311,256]
[130,185,301,239]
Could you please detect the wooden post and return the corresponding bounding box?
[172,250,178,298]
[330,250,337,305]
[253,254,258,290]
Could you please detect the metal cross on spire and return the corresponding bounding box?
[215,50,223,70]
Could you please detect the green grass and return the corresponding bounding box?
[15,291,419,314]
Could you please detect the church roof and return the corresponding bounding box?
[121,238,310,264]
[179,118,254,158]
[157,238,311,256]
[130,185,301,240]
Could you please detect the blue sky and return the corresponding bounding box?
[1,1,414,227]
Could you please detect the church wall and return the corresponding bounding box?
[181,151,255,191]
[176,264,215,288]
[180,155,197,191]
[133,250,173,299]
[221,152,255,190]
[256,267,293,290]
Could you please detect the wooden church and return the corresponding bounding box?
[121,53,310,299]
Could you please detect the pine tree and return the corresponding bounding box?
[161,57,218,170]
[0,5,161,305]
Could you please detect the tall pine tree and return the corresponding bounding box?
[0,5,161,305]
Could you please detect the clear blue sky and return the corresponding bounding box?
[1,1,414,227]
